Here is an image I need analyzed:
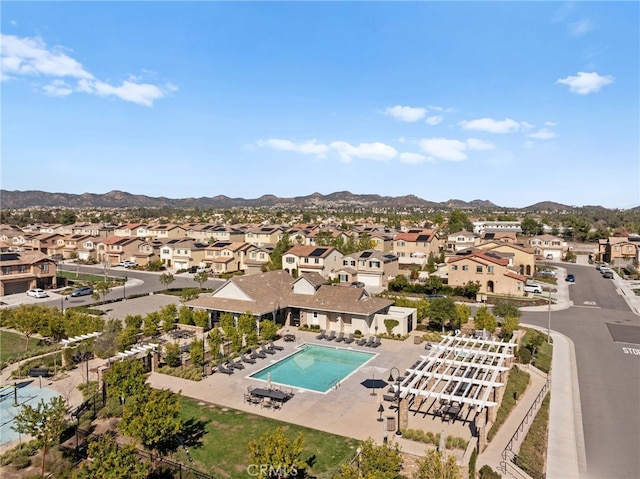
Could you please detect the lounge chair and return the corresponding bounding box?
[335,332,345,342]
[344,333,354,344]
[240,352,256,364]
[316,329,327,340]
[261,344,276,355]
[252,348,266,359]
[372,336,381,348]
[269,340,284,351]
[365,336,376,347]
[216,361,234,375]
[357,337,367,346]
[229,360,244,370]
[326,331,336,341]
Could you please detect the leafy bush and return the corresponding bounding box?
[10,455,32,470]
[479,465,502,479]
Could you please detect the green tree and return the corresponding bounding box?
[74,433,151,479]
[454,304,471,330]
[500,316,520,339]
[180,289,199,305]
[192,309,209,328]
[219,312,236,336]
[428,297,457,331]
[143,311,161,338]
[520,217,542,236]
[447,210,473,235]
[178,306,195,325]
[425,252,437,274]
[207,328,224,358]
[267,234,291,271]
[384,319,399,336]
[146,260,164,272]
[259,319,278,341]
[493,300,521,320]
[105,359,148,403]
[120,388,182,462]
[124,314,144,330]
[334,438,402,479]
[164,342,181,368]
[12,396,68,477]
[247,427,306,479]
[474,306,498,332]
[414,450,462,479]
[94,318,122,359]
[158,272,175,290]
[11,305,46,351]
[193,271,209,289]
[455,281,481,299]
[94,281,113,302]
[159,304,177,332]
[190,337,204,368]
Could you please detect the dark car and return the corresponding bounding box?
[187,266,198,274]
[70,286,93,297]
[350,281,365,288]
[602,271,614,279]
[426,294,447,300]
[566,274,575,282]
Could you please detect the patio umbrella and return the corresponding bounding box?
[360,365,388,396]
[266,372,272,390]
[242,334,247,348]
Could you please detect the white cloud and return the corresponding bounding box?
[459,117,523,134]
[1,33,174,106]
[425,115,443,125]
[556,71,614,95]
[568,19,594,37]
[257,138,329,158]
[418,138,468,162]
[399,152,428,164]
[384,105,426,122]
[329,141,397,163]
[544,121,557,127]
[524,141,535,149]
[528,128,557,140]
[397,136,407,144]
[466,138,495,150]
[42,79,73,97]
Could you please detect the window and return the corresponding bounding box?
[251,252,257,259]
[286,257,295,264]
[371,261,380,268]
[41,264,49,272]
[351,261,356,266]
[343,260,349,266]
[314,258,320,264]
[488,266,494,273]
[462,265,469,271]
[303,258,309,263]
[162,249,170,255]
[18,265,26,273]
[397,241,405,247]
[2,266,10,274]
[451,265,458,270]
[360,260,366,267]
[476,266,483,273]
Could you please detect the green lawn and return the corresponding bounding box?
[516,393,550,479]
[0,329,28,363]
[58,271,124,284]
[175,397,359,479]
[487,366,530,441]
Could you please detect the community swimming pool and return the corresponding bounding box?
[250,344,375,393]
[0,381,61,446]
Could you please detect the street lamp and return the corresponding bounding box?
[123,275,127,300]
[202,328,207,378]
[547,288,552,344]
[387,367,403,436]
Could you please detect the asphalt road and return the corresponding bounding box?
[523,263,640,479]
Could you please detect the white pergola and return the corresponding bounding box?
[115,343,159,360]
[60,332,102,347]
[395,334,516,412]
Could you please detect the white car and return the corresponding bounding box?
[26,288,49,298]
[118,260,137,268]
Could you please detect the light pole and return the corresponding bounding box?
[202,328,207,378]
[388,367,402,436]
[547,288,552,344]
[123,275,127,300]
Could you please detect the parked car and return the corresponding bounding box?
[524,284,543,294]
[539,269,556,277]
[187,266,198,274]
[426,294,447,300]
[70,286,94,297]
[26,288,48,298]
[566,274,576,282]
[118,260,137,268]
[600,267,613,275]
[546,254,554,260]
[196,266,211,273]
[602,271,614,279]
[350,281,365,288]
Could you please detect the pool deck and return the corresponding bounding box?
[147,330,472,458]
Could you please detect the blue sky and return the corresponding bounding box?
[2,1,638,209]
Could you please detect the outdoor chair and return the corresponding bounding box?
[261,398,273,410]
[240,353,256,364]
[252,348,266,359]
[365,336,375,347]
[372,336,382,348]
[216,361,234,375]
[269,340,284,351]
[261,344,276,355]
[357,337,367,346]
[335,332,345,342]
[316,329,327,340]
[229,360,244,370]
[326,331,337,341]
[344,333,354,344]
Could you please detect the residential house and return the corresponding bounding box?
[151,238,209,271]
[447,251,527,297]
[446,230,480,253]
[187,270,415,335]
[70,222,116,238]
[23,233,63,256]
[369,231,395,253]
[282,245,343,279]
[306,228,350,247]
[479,231,518,244]
[0,246,58,296]
[525,235,566,261]
[96,236,152,265]
[147,223,188,240]
[204,241,255,276]
[57,234,97,261]
[244,246,274,275]
[475,242,536,277]
[113,223,150,238]
[472,221,522,235]
[336,250,399,288]
[245,225,285,247]
[185,224,246,243]
[392,229,441,266]
[598,236,640,267]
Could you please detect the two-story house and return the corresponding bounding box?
[446,230,480,253]
[113,223,150,238]
[475,242,536,277]
[281,245,343,279]
[96,236,151,265]
[598,236,640,267]
[147,223,188,241]
[393,229,441,266]
[336,250,399,288]
[151,238,209,271]
[244,246,274,275]
[245,225,285,247]
[204,241,256,276]
[447,251,527,296]
[0,244,58,296]
[525,235,566,261]
[57,234,97,261]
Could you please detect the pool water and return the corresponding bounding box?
[250,344,375,393]
[0,381,61,445]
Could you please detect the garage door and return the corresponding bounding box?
[358,275,380,287]
[4,281,30,295]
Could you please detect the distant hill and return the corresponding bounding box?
[0,189,612,211]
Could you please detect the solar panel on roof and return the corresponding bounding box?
[360,251,372,258]
[309,248,328,257]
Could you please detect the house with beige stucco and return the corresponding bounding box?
[447,251,527,297]
[393,229,441,266]
[475,242,536,277]
[204,241,256,275]
[0,245,58,296]
[336,250,399,288]
[525,235,566,261]
[282,245,343,279]
[446,230,480,253]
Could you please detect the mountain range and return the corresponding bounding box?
[0,189,601,212]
